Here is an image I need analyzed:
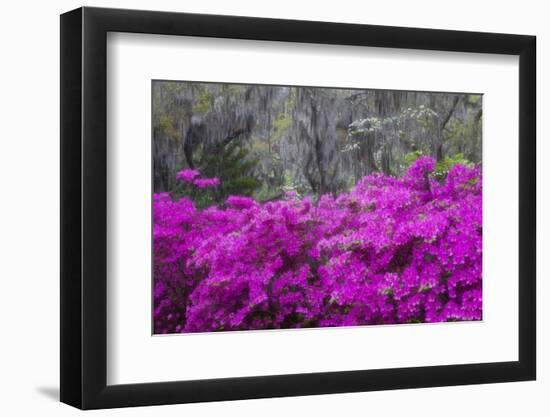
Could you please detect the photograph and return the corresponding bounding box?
[152,81,483,334]
[51,3,540,411]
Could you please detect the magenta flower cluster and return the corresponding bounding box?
[176,168,220,188]
[154,157,482,334]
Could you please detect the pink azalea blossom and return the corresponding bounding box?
[176,168,200,183]
[193,177,220,188]
[153,157,482,334]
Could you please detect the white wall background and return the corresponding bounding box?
[0,0,545,415]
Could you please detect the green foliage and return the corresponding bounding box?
[403,150,425,168]
[193,89,214,114]
[247,112,294,201]
[216,147,259,197]
[273,115,292,133]
[402,151,473,180]
[197,143,260,207]
[158,114,179,140]
[286,88,298,113]
[271,114,292,141]
[173,182,215,209]
[434,153,473,179]
[468,95,480,104]
[225,84,246,94]
[152,82,187,142]
[444,115,482,162]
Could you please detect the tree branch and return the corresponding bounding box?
[441,96,461,132]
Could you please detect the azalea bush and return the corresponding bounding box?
[153,157,482,334]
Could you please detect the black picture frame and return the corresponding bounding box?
[60,6,536,410]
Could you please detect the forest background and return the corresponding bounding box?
[153,81,482,204]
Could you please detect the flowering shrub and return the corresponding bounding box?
[153,157,482,334]
[176,168,220,188]
[193,177,220,188]
[176,168,201,183]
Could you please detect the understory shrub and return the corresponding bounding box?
[153,157,482,333]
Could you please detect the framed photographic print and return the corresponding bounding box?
[60,6,536,409]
